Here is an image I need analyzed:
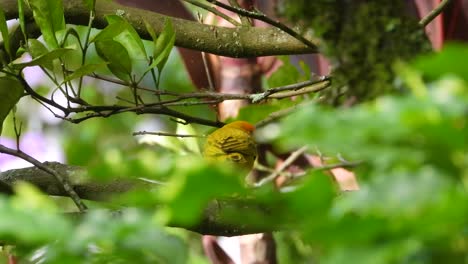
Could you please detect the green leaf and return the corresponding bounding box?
[12,48,73,70]
[27,39,52,69]
[26,0,65,49]
[0,8,11,60]
[90,15,147,60]
[95,40,132,81]
[144,19,157,44]
[0,77,24,135]
[90,18,126,43]
[28,39,49,58]
[62,63,107,83]
[146,18,175,74]
[106,15,147,60]
[18,0,26,42]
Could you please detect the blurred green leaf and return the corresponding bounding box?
[278,83,467,171]
[12,182,58,212]
[413,43,468,83]
[280,171,335,230]
[95,39,132,81]
[270,58,468,262]
[26,0,65,48]
[267,56,301,88]
[62,210,188,264]
[0,193,70,247]
[0,76,24,135]
[323,240,422,264]
[236,100,297,125]
[218,171,336,230]
[157,159,245,225]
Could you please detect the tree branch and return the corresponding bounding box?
[0,162,277,236]
[419,0,452,27]
[23,76,330,127]
[0,162,134,200]
[0,147,88,211]
[204,0,319,49]
[0,0,317,57]
[132,131,204,138]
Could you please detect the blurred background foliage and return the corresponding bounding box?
[0,0,467,263]
[1,43,466,263]
[280,0,432,103]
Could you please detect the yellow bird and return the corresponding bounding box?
[203,121,257,170]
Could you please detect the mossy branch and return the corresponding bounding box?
[0,0,317,58]
[0,162,275,236]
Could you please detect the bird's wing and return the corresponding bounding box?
[203,128,257,162]
[214,133,255,156]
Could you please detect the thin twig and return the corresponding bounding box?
[267,84,328,100]
[206,0,318,48]
[285,160,363,184]
[132,131,205,138]
[255,100,316,129]
[12,112,22,150]
[201,52,214,91]
[24,69,330,129]
[78,9,95,97]
[308,160,362,173]
[137,177,167,185]
[419,0,452,27]
[227,0,251,26]
[196,12,216,93]
[0,144,88,212]
[163,99,221,107]
[183,0,241,26]
[251,77,330,102]
[89,74,329,103]
[18,75,69,114]
[256,146,308,186]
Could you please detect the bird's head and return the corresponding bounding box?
[224,121,256,133]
